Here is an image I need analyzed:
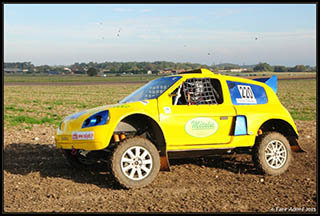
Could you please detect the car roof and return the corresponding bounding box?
[169,68,271,89]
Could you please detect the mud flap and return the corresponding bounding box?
[290,144,305,152]
[289,137,305,152]
[160,154,170,171]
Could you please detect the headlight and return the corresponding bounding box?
[82,110,109,128]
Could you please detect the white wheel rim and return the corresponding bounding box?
[120,146,153,181]
[264,140,287,169]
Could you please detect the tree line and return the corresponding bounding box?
[70,61,211,74]
[4,61,316,75]
[252,62,315,72]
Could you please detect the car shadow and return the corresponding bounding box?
[4,143,260,190]
[169,154,261,175]
[3,143,122,190]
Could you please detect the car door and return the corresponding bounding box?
[157,76,236,148]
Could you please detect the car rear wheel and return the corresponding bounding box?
[253,132,292,175]
[111,137,160,189]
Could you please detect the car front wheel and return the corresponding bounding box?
[253,132,292,175]
[111,137,160,189]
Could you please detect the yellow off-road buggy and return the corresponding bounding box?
[55,68,303,188]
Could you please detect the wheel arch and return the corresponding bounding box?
[256,119,304,152]
[114,113,170,171]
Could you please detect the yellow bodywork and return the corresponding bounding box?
[55,68,298,153]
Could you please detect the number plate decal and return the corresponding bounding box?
[227,81,268,105]
[72,131,94,140]
[236,85,257,104]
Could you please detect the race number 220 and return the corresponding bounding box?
[236,85,257,104]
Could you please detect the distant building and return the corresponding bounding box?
[48,71,60,75]
[230,68,248,72]
[159,70,172,75]
[63,67,74,75]
[176,69,186,74]
[4,68,23,73]
[218,68,248,73]
[102,69,110,74]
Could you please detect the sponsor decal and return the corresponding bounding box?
[112,104,130,109]
[72,131,94,140]
[185,117,219,138]
[164,107,172,114]
[236,85,257,104]
[159,114,169,122]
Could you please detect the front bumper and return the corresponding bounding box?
[55,126,109,151]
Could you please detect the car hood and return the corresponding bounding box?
[64,99,155,123]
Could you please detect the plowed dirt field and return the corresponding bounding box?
[3,120,317,213]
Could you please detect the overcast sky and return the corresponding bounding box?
[4,4,316,66]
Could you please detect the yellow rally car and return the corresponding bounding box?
[55,68,303,188]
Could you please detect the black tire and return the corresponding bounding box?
[253,132,292,175]
[111,137,160,189]
[63,149,97,169]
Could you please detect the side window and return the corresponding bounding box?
[227,81,268,105]
[172,78,223,105]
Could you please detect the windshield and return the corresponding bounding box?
[120,76,182,103]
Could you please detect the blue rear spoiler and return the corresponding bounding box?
[253,75,277,94]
